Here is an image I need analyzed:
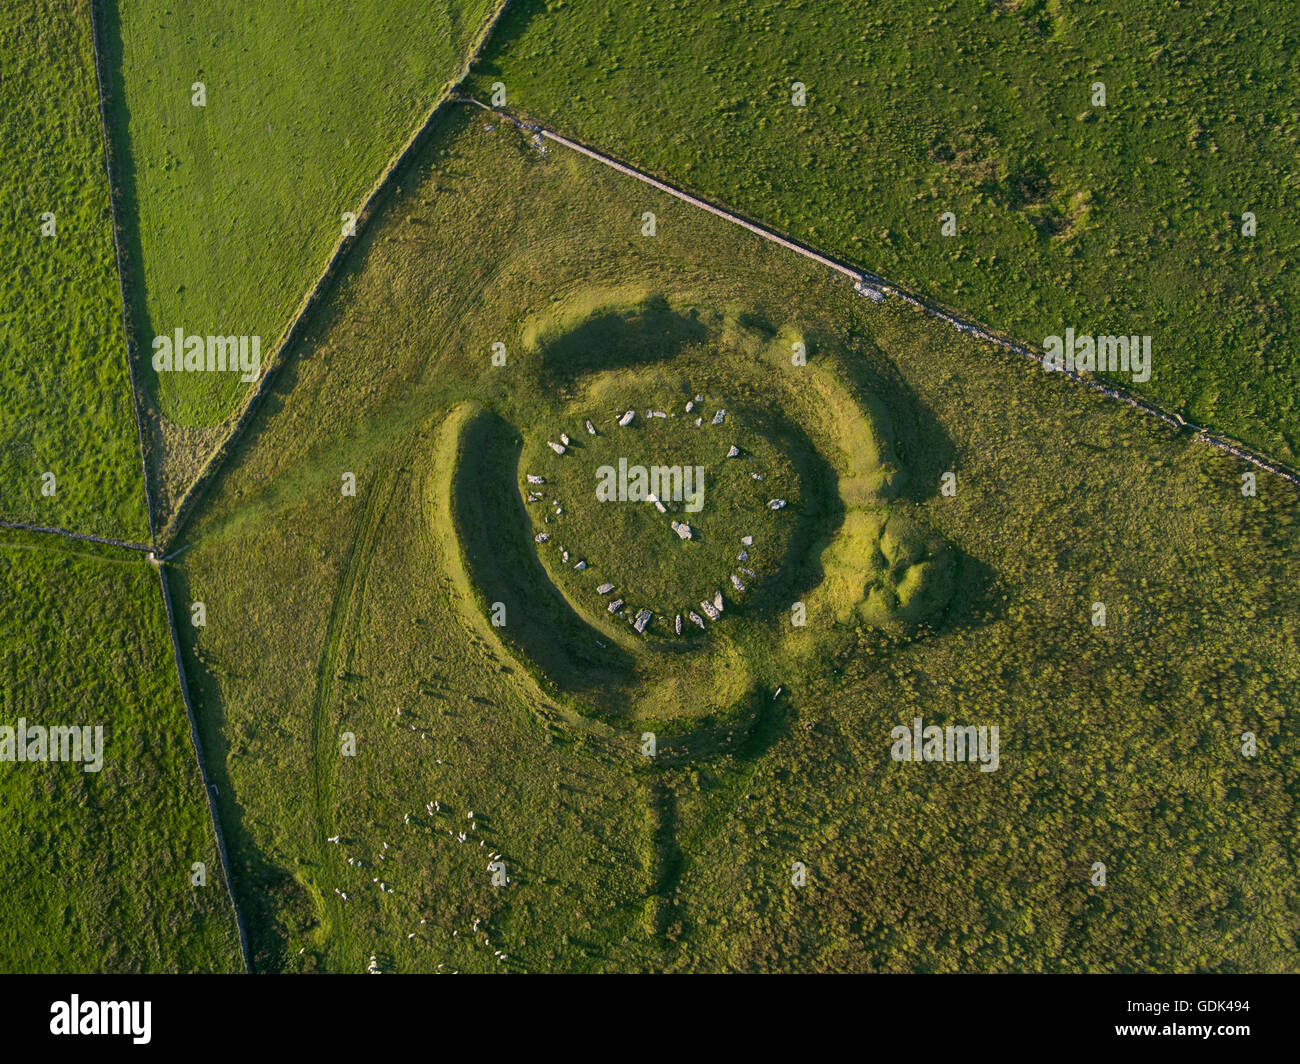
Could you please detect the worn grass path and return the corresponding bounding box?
[305,462,403,967]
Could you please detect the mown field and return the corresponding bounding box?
[0,532,242,973]
[169,105,1298,972]
[466,0,1300,464]
[0,0,149,540]
[102,0,499,513]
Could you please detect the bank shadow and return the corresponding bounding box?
[453,408,638,708]
[826,329,962,506]
[535,296,709,386]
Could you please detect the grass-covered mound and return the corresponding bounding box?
[168,109,1298,972]
[442,292,960,730]
[468,0,1300,462]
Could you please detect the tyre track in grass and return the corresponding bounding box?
[306,461,402,967]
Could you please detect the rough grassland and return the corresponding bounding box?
[467,0,1300,462]
[0,532,241,973]
[168,107,1296,971]
[103,0,493,438]
[0,0,148,540]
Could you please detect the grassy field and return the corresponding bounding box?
[519,365,805,635]
[101,0,499,512]
[168,106,1298,971]
[466,0,1300,464]
[0,531,242,972]
[0,0,149,540]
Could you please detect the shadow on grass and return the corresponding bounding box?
[453,408,637,709]
[829,328,961,505]
[165,568,303,973]
[536,296,709,385]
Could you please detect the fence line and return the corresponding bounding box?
[0,520,152,554]
[454,96,1300,490]
[87,0,160,544]
[161,0,517,547]
[154,560,254,972]
[87,0,253,971]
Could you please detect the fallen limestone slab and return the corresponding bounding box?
[608,599,624,613]
[596,583,615,595]
[689,611,706,629]
[618,410,635,426]
[548,441,566,454]
[768,498,786,510]
[731,573,746,592]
